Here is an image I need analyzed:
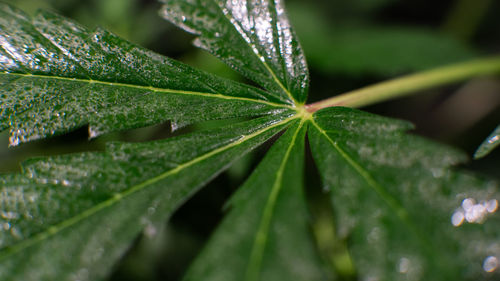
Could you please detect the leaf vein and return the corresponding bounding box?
[309,118,433,250]
[0,114,299,261]
[212,0,297,105]
[0,72,293,110]
[245,118,304,281]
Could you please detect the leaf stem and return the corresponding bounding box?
[305,55,500,112]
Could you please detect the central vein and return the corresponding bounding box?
[245,118,305,281]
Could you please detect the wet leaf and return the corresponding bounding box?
[308,107,500,281]
[184,121,327,281]
[474,125,500,159]
[0,114,294,281]
[159,0,308,104]
[0,1,499,281]
[0,3,289,145]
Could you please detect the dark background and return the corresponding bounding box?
[1,0,499,280]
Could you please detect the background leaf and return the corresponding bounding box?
[0,113,293,281]
[308,107,500,280]
[0,3,288,145]
[288,2,476,76]
[160,0,309,104]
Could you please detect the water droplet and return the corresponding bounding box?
[465,204,487,223]
[483,256,498,272]
[170,121,180,132]
[452,197,497,226]
[144,224,157,238]
[398,257,411,273]
[10,227,22,239]
[88,127,99,139]
[28,194,37,203]
[488,135,499,144]
[2,223,11,231]
[1,211,19,220]
[486,199,498,213]
[9,135,20,146]
[462,198,475,211]
[451,210,465,227]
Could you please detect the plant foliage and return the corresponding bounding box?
[0,1,499,281]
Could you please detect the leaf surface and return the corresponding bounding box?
[0,3,289,145]
[160,0,308,104]
[0,113,294,281]
[474,125,500,159]
[308,107,500,281]
[183,120,327,281]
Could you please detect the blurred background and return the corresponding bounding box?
[1,0,499,280]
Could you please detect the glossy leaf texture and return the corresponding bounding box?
[474,125,500,159]
[184,121,327,281]
[308,107,500,281]
[0,113,294,281]
[0,3,289,146]
[160,0,309,104]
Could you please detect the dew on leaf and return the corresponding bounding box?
[398,257,410,273]
[170,121,180,132]
[488,135,499,144]
[483,256,499,273]
[1,210,19,220]
[10,226,22,239]
[144,224,158,238]
[2,222,11,231]
[451,210,465,227]
[451,198,497,226]
[87,127,99,138]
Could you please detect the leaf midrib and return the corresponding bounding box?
[245,118,305,281]
[0,114,299,261]
[309,118,433,250]
[212,0,298,105]
[0,72,293,110]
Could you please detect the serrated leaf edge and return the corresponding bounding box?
[214,0,299,105]
[0,113,299,262]
[308,116,435,254]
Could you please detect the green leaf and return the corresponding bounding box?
[474,125,500,159]
[288,2,475,75]
[0,113,294,281]
[0,3,289,145]
[308,107,500,280]
[159,0,308,104]
[183,120,327,281]
[2,2,499,281]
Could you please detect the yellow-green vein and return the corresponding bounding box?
[309,118,433,253]
[0,72,294,110]
[214,2,299,106]
[0,114,300,261]
[245,118,305,281]
[310,118,407,218]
